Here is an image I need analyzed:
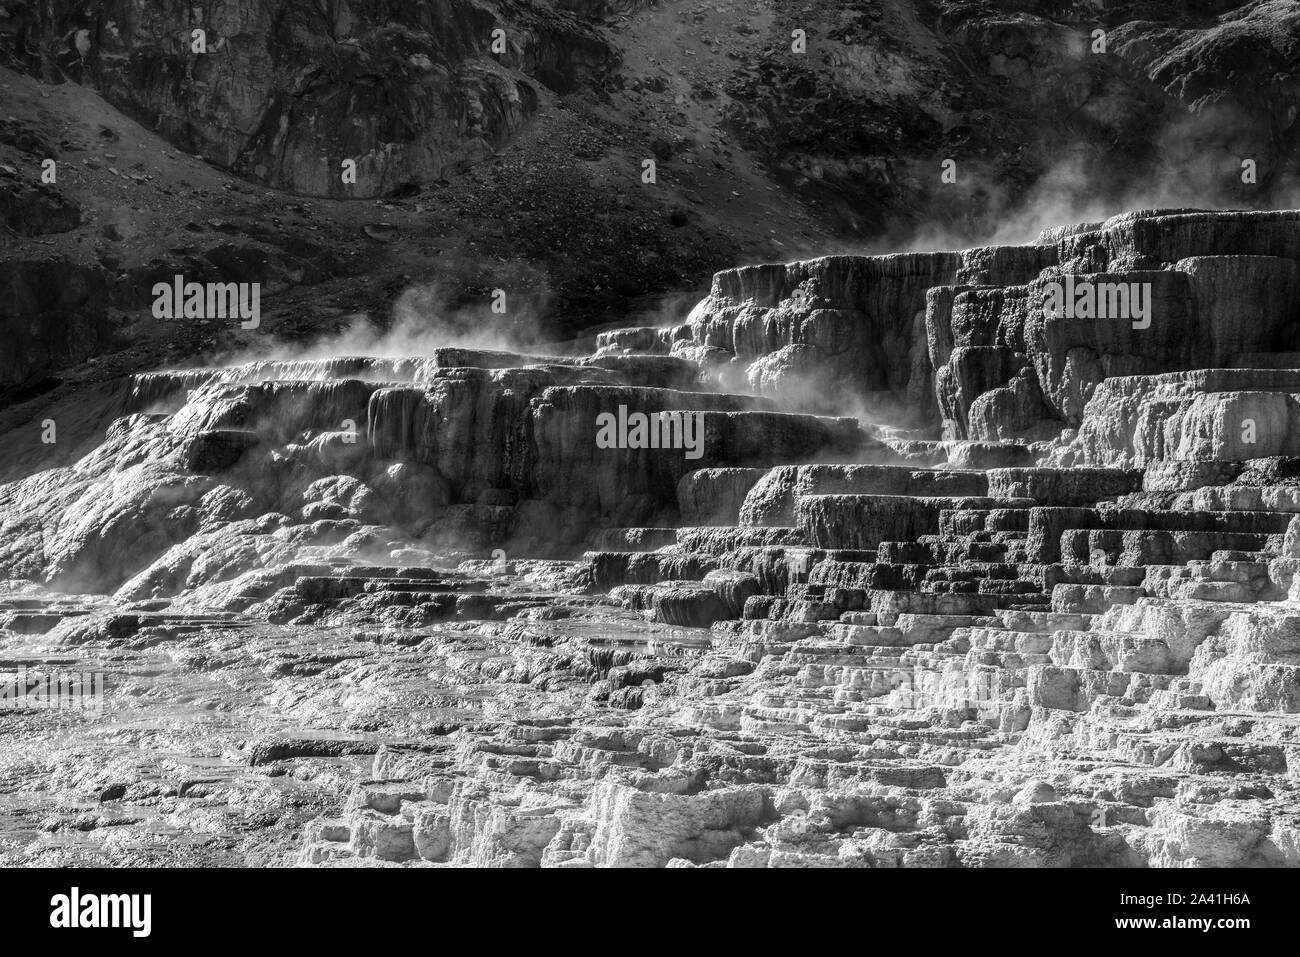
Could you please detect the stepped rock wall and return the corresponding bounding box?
[678,210,1300,441]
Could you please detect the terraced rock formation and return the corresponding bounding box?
[5,207,1300,867]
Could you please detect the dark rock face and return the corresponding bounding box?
[6,0,615,198]
[0,173,81,235]
[180,428,260,472]
[722,1,1300,238]
[0,258,117,392]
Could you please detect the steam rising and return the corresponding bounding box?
[205,279,558,372]
[803,105,1300,259]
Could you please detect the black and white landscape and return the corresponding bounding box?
[3,0,1300,875]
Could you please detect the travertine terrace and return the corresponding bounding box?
[5,208,1300,867]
